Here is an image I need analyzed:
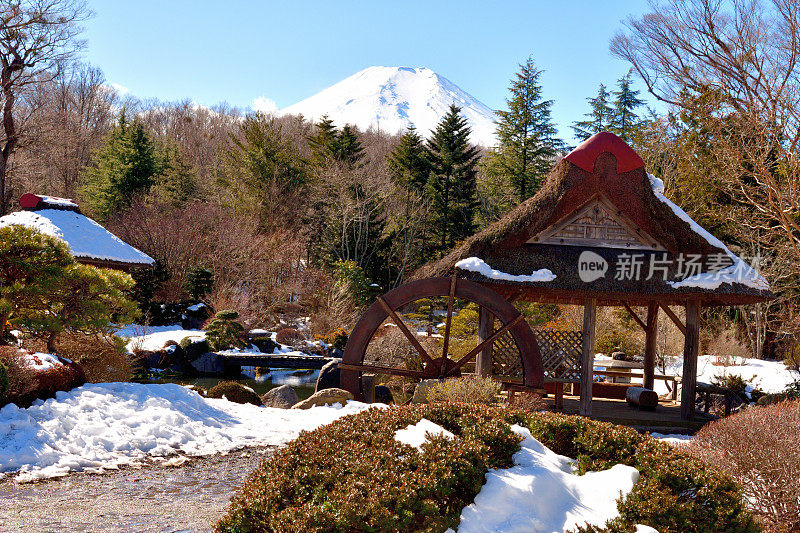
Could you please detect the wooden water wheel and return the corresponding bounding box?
[340,276,545,401]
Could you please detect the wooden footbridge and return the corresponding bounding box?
[222,353,339,373]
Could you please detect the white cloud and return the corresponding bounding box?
[108,82,130,95]
[251,95,278,115]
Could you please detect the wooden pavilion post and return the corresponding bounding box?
[680,300,701,420]
[476,306,494,377]
[580,298,597,416]
[643,302,659,390]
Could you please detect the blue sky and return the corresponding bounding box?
[83,0,657,142]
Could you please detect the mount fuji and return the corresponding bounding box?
[279,66,499,147]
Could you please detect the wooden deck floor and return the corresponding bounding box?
[544,395,711,433]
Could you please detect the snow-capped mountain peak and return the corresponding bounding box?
[279,66,498,146]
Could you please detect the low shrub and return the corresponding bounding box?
[216,404,757,533]
[275,327,304,346]
[686,400,800,532]
[711,373,750,395]
[204,310,246,351]
[55,333,133,383]
[216,404,522,533]
[206,381,262,405]
[34,355,86,399]
[0,359,8,402]
[508,390,547,412]
[315,328,349,351]
[0,346,37,406]
[422,375,502,405]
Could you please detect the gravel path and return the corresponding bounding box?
[0,447,274,533]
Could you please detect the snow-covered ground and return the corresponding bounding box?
[0,382,373,482]
[116,324,206,352]
[594,354,797,396]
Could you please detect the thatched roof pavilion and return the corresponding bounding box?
[0,194,154,271]
[417,132,772,420]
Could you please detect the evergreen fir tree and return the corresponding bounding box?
[152,141,197,206]
[426,104,480,253]
[571,84,614,141]
[611,70,646,142]
[80,111,159,221]
[387,126,433,280]
[485,56,562,203]
[308,115,340,164]
[219,113,309,225]
[388,126,429,192]
[335,125,365,168]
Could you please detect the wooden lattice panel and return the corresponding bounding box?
[491,331,523,378]
[533,329,582,382]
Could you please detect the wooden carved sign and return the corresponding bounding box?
[528,196,664,251]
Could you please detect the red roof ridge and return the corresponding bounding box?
[565,131,644,173]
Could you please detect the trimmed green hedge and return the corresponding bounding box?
[215,404,759,533]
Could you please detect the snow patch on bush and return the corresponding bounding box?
[394,418,454,449]
[455,425,639,533]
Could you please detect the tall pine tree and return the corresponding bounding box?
[571,84,614,141]
[485,56,562,203]
[388,126,429,192]
[387,126,432,280]
[426,104,480,253]
[80,111,159,221]
[611,70,645,142]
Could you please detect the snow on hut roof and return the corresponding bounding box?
[416,132,771,306]
[0,199,154,267]
[19,193,80,211]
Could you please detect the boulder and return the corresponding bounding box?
[261,384,298,409]
[291,388,353,409]
[374,384,394,404]
[138,350,162,369]
[315,360,340,392]
[250,335,279,354]
[163,342,186,365]
[190,352,224,375]
[181,338,210,362]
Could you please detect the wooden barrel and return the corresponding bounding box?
[626,386,658,410]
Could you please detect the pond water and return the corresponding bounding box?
[136,368,319,401]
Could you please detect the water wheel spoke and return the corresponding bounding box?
[450,314,525,373]
[439,274,458,364]
[338,362,428,379]
[376,296,434,363]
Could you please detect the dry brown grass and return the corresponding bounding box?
[422,375,502,405]
[686,400,800,532]
[55,333,133,383]
[706,329,752,365]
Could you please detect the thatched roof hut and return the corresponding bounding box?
[0,194,154,271]
[416,132,772,420]
[417,132,770,307]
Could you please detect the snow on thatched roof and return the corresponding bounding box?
[0,195,154,268]
[416,132,771,306]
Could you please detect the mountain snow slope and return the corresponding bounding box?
[280,66,498,146]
